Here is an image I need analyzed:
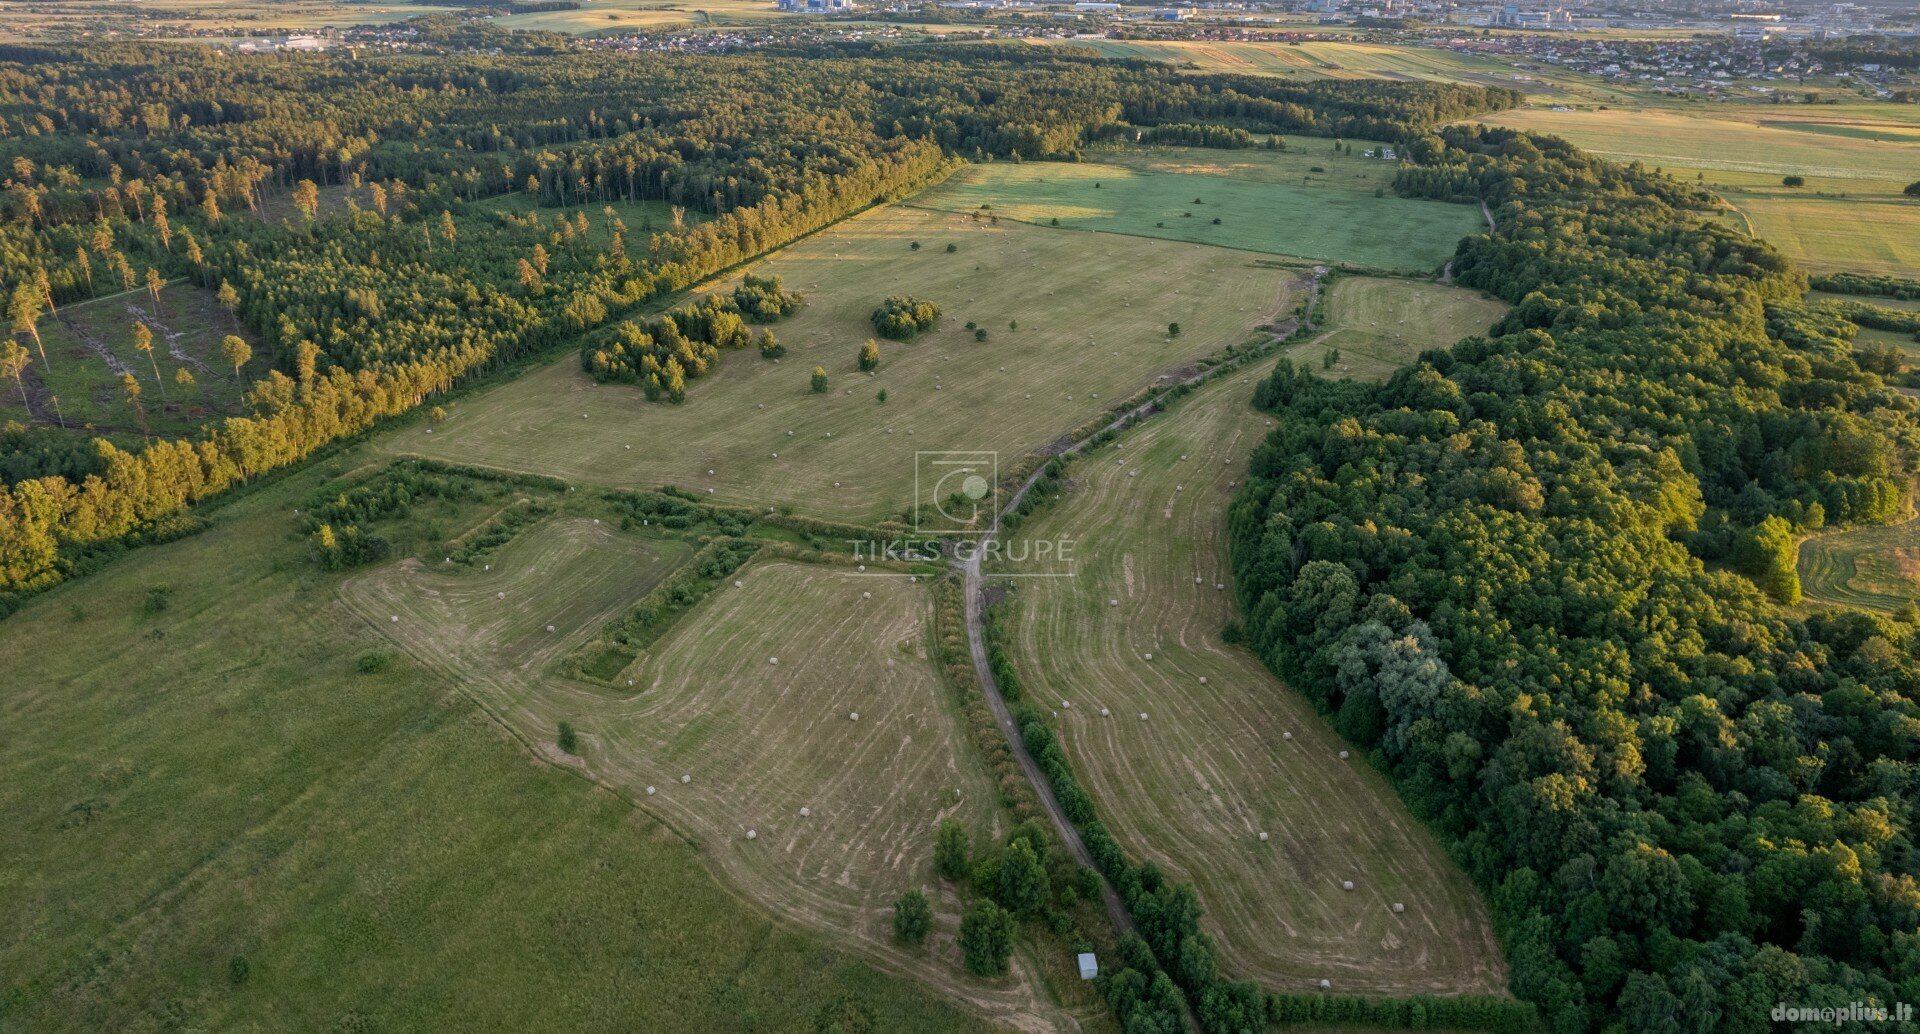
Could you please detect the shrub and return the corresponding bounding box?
[934,818,970,879]
[959,900,1015,976]
[141,584,170,614]
[356,650,391,673]
[810,366,829,393]
[557,721,579,754]
[893,888,932,944]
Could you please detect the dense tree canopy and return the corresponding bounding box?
[1234,124,1920,1032]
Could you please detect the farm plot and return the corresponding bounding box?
[1798,518,1920,615]
[1478,105,1920,277]
[0,462,987,1034]
[913,147,1483,271]
[1056,39,1583,101]
[343,536,1076,1030]
[0,282,264,438]
[1285,277,1510,381]
[386,203,1303,524]
[988,357,1507,997]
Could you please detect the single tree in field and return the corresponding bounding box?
[133,322,166,399]
[810,366,829,393]
[858,339,880,372]
[0,339,30,412]
[958,900,1015,976]
[9,283,46,367]
[1906,181,1920,198]
[557,721,579,754]
[1781,175,1805,188]
[1168,321,1181,337]
[934,818,969,880]
[893,888,932,945]
[121,372,148,438]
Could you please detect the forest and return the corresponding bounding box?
[0,41,1517,605]
[1232,124,1920,1031]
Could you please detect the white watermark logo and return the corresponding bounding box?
[1771,1001,1913,1026]
[915,450,996,535]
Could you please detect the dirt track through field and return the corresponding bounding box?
[987,359,1509,997]
[341,522,1079,1032]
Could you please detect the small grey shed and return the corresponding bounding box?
[1077,952,1098,980]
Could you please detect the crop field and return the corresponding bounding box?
[343,533,1081,1030]
[1478,105,1920,277]
[1285,276,1511,381]
[384,202,1305,523]
[1049,39,1590,103]
[988,353,1507,996]
[913,146,1483,272]
[1799,518,1920,615]
[492,0,786,32]
[0,462,987,1033]
[0,0,458,38]
[0,282,265,439]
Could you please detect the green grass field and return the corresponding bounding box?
[1,283,266,440]
[1285,277,1510,381]
[384,202,1306,522]
[913,147,1484,272]
[0,460,991,1032]
[987,343,1507,996]
[1799,517,1920,615]
[1479,105,1920,277]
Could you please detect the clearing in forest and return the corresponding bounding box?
[386,203,1302,523]
[913,146,1483,271]
[341,527,1078,1031]
[988,333,1509,997]
[1798,517,1920,615]
[1285,276,1511,381]
[0,282,266,439]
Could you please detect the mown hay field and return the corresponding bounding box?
[989,354,1508,997]
[1799,517,1920,615]
[0,461,990,1033]
[385,202,1304,523]
[342,526,1084,1030]
[1284,276,1511,381]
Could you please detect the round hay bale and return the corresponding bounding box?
[857,565,865,571]
[769,657,779,665]
[1259,832,1269,842]
[734,580,743,588]
[1061,700,1071,708]
[746,829,757,840]
[772,452,778,458]
[497,592,506,599]
[1392,902,1405,913]
[1100,707,1111,717]
[1198,676,1208,685]
[546,625,556,632]
[849,711,860,721]
[1139,712,1149,721]
[800,807,811,817]
[1338,750,1350,760]
[1319,979,1332,990]
[861,591,871,600]
[647,786,656,795]
[390,615,399,623]
[1282,731,1294,741]
[1342,880,1355,891]
[1110,599,1119,607]
[680,774,691,784]
[1144,652,1153,661]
